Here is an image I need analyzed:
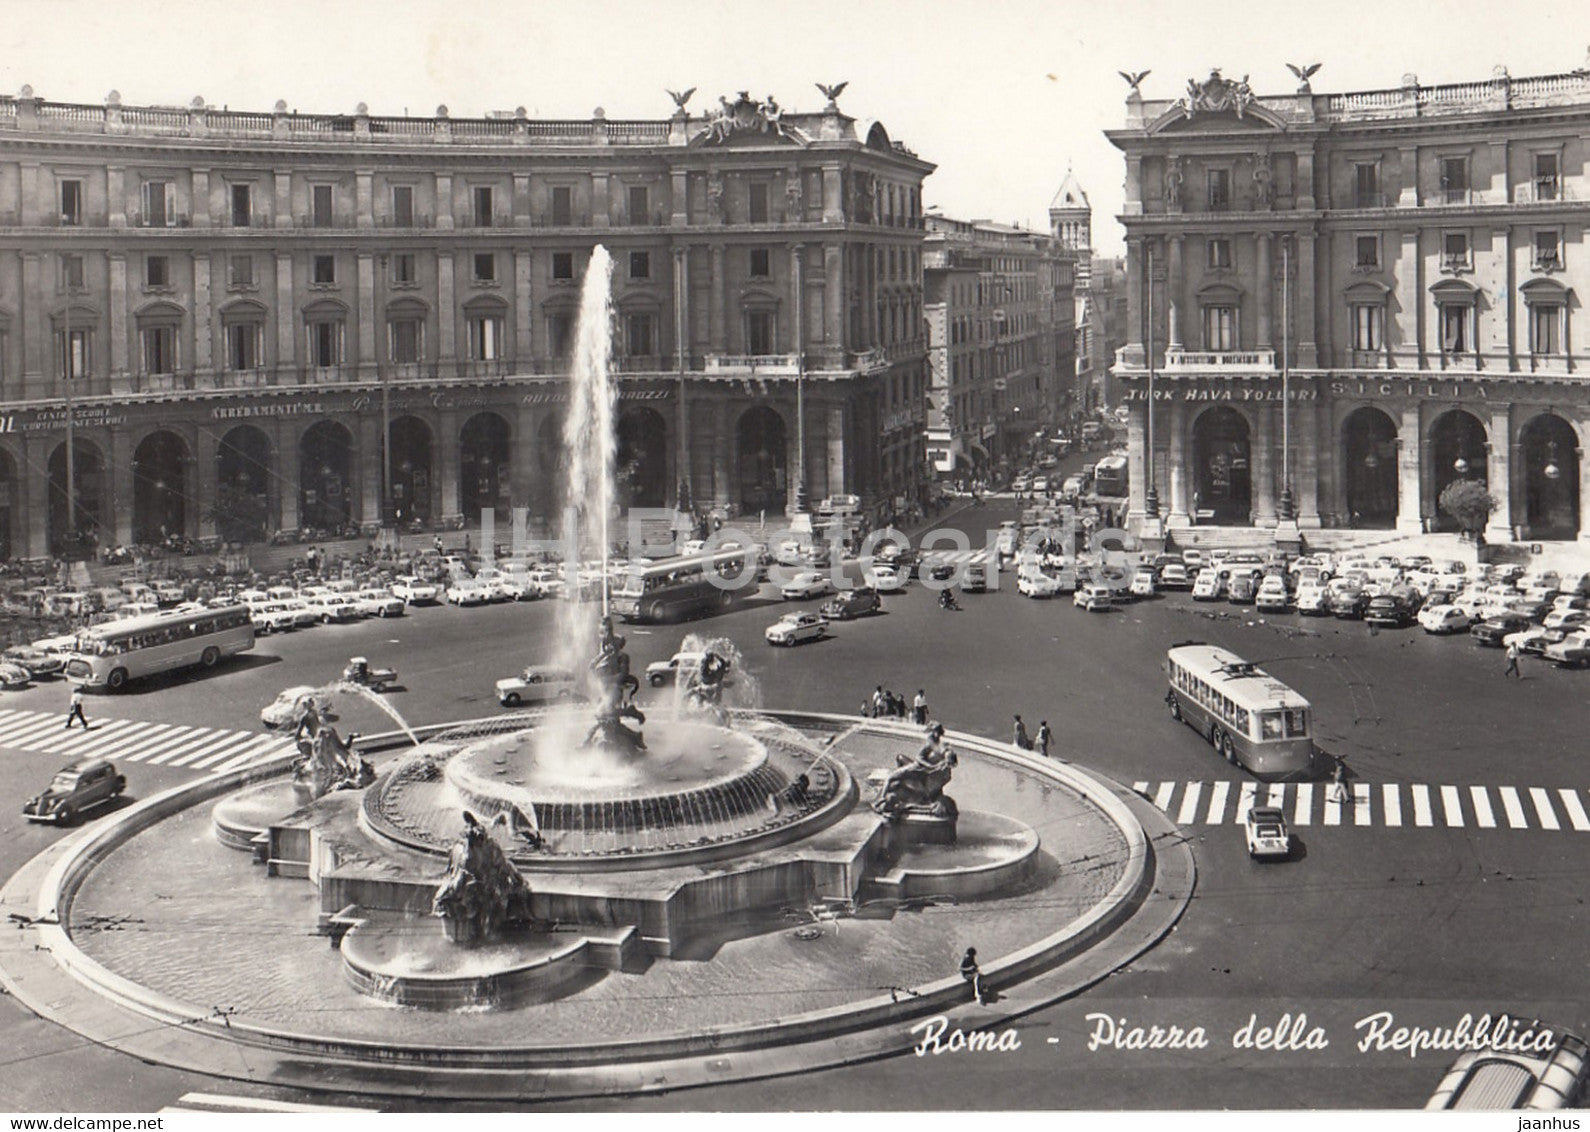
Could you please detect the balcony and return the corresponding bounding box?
[1436,188,1474,206]
[703,353,802,376]
[1162,348,1277,372]
[1513,181,1567,204]
[1352,192,1389,209]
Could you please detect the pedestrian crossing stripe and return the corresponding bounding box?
[919,548,993,566]
[1133,780,1590,833]
[0,708,292,775]
[160,1091,379,1114]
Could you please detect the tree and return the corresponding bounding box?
[1437,478,1495,538]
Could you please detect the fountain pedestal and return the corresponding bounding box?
[886,811,958,848]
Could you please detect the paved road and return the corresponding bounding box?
[3,498,1588,1111]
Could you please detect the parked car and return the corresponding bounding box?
[1073,583,1114,612]
[2,645,64,678]
[1018,570,1062,599]
[0,661,31,689]
[249,601,299,633]
[1255,577,1291,612]
[646,651,705,687]
[495,666,581,707]
[1159,563,1191,590]
[780,571,836,601]
[1365,593,1417,628]
[392,575,441,604]
[1544,629,1590,667]
[305,593,362,623]
[1243,806,1291,860]
[354,588,406,618]
[1427,1025,1590,1110]
[1191,570,1225,602]
[867,564,906,593]
[766,611,829,646]
[1129,567,1157,599]
[22,758,126,825]
[1330,587,1370,619]
[1472,614,1533,647]
[822,587,882,620]
[1226,572,1260,604]
[1418,604,1472,634]
[1543,608,1590,633]
[1294,583,1330,616]
[446,578,494,606]
[960,562,989,593]
[1503,625,1564,657]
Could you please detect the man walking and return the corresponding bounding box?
[64,685,88,731]
[1012,714,1033,751]
[912,689,928,726]
[1036,719,1053,759]
[1504,639,1522,679]
[1330,757,1350,805]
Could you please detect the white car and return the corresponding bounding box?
[780,571,835,601]
[766,611,828,646]
[1073,583,1113,612]
[1244,807,1291,860]
[304,593,361,623]
[446,578,493,606]
[470,569,517,602]
[354,588,406,618]
[1191,570,1225,601]
[867,564,906,593]
[495,666,582,707]
[1255,577,1290,612]
[1544,629,1590,667]
[1129,568,1157,599]
[1542,609,1590,633]
[527,568,566,599]
[250,601,301,633]
[1017,570,1061,598]
[392,575,440,604]
[646,651,705,687]
[1418,604,1472,634]
[278,599,320,629]
[1159,563,1190,590]
[1504,625,1562,656]
[495,562,545,600]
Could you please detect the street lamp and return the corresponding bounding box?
[1143,242,1160,519]
[1543,440,1562,481]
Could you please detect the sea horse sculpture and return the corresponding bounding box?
[288,694,374,799]
[583,615,647,753]
[431,810,535,946]
[684,649,732,724]
[873,724,959,821]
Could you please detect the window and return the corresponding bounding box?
[59,328,90,379]
[550,186,573,226]
[307,319,343,367]
[141,180,173,227]
[467,313,503,360]
[61,254,85,291]
[391,253,417,285]
[749,182,770,223]
[1441,232,1469,272]
[145,255,170,289]
[746,310,775,354]
[391,185,414,227]
[230,183,252,227]
[551,252,574,280]
[389,319,423,364]
[1531,304,1562,356]
[624,312,655,356]
[1533,152,1559,202]
[1440,304,1470,355]
[548,313,573,358]
[472,185,493,228]
[225,323,260,370]
[229,254,254,289]
[1354,235,1380,269]
[627,185,648,225]
[1351,304,1383,352]
[312,184,334,227]
[749,248,771,278]
[60,179,84,226]
[472,253,497,283]
[312,255,336,285]
[629,251,650,280]
[1207,168,1231,211]
[1439,156,1469,203]
[1533,230,1561,271]
[140,326,176,374]
[1354,162,1381,208]
[1207,238,1232,269]
[1203,306,1237,351]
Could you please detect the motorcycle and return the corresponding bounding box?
[939,590,961,612]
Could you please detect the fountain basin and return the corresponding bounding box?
[871,810,1041,901]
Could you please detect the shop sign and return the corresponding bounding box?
[211,401,326,421]
[1118,387,1319,403]
[18,405,128,431]
[1327,379,1492,400]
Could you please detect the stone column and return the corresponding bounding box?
[1252,405,1276,526]
[273,170,292,230]
[107,253,129,389]
[22,435,49,557]
[1394,230,1420,367]
[826,404,845,498]
[355,169,373,228]
[1256,232,1273,348]
[20,254,42,389]
[275,253,296,377]
[107,426,134,546]
[1398,147,1419,208]
[708,245,726,353]
[512,402,536,512]
[1396,405,1422,533]
[356,253,376,380]
[1125,405,1147,523]
[191,167,210,227]
[437,253,456,367]
[106,165,126,228]
[670,170,688,225]
[276,419,299,534]
[358,415,381,527]
[1296,150,1316,210]
[822,164,843,222]
[1122,238,1145,366]
[824,243,843,352]
[1167,235,1184,349]
[1297,231,1318,368]
[1487,407,1515,542]
[512,173,531,226]
[195,427,219,540]
[1295,396,1322,527]
[1167,397,1188,525]
[439,408,462,524]
[435,173,454,230]
[192,252,212,380]
[712,401,732,510]
[1578,422,1590,545]
[514,250,533,361]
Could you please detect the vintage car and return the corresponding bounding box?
[766,611,829,646]
[867,564,906,593]
[960,561,990,593]
[2,645,64,679]
[822,587,882,620]
[353,588,406,618]
[780,571,836,601]
[495,666,582,707]
[1244,806,1291,860]
[445,578,494,606]
[645,651,706,687]
[1418,604,1473,634]
[23,758,126,825]
[391,575,441,604]
[0,660,31,689]
[1017,569,1061,599]
[1544,629,1590,668]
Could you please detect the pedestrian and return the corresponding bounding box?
[959,947,988,1004]
[1330,757,1350,805]
[64,684,88,731]
[1036,720,1053,759]
[1012,714,1033,751]
[912,689,928,726]
[871,685,886,718]
[1504,639,1522,678]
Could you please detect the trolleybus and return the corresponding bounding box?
[64,604,255,690]
[610,548,757,623]
[1164,643,1316,779]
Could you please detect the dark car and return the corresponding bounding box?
[22,758,126,825]
[1330,587,1370,619]
[1472,614,1533,646]
[873,544,918,579]
[1508,599,1551,623]
[821,586,882,621]
[1365,594,1416,628]
[926,560,956,582]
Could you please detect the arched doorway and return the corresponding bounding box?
[0,449,17,560]
[132,431,190,545]
[1341,407,1399,528]
[386,415,433,525]
[460,411,511,523]
[616,407,668,509]
[216,425,273,543]
[736,406,787,515]
[48,440,106,556]
[1429,410,1489,532]
[1191,407,1251,525]
[299,421,353,532]
[1522,414,1580,540]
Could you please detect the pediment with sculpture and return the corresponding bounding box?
[691,91,809,147]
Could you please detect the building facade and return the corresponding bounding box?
[1108,65,1590,542]
[0,87,932,558]
[922,215,1074,476]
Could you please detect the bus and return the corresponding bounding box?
[610,549,757,623]
[1164,644,1316,779]
[1093,454,1129,498]
[64,604,256,690]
